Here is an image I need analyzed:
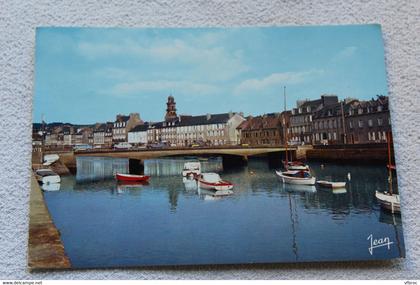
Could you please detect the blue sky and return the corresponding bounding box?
[34,25,388,124]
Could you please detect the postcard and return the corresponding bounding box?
[29,25,404,270]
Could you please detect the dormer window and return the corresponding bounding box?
[292,109,295,115]
[306,106,311,112]
[298,108,302,114]
[378,105,383,112]
[358,108,363,115]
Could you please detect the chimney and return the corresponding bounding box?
[206,113,211,120]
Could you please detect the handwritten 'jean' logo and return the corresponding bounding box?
[367,234,394,255]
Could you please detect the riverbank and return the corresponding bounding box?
[28,174,71,271]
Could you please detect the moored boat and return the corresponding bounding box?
[275,170,316,185]
[375,191,400,214]
[115,173,150,182]
[43,154,60,166]
[35,169,61,184]
[316,180,346,189]
[182,162,201,178]
[197,173,233,191]
[41,183,61,191]
[376,132,400,214]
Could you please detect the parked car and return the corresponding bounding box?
[73,144,93,151]
[114,142,132,149]
[147,142,166,149]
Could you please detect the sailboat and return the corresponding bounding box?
[375,132,400,214]
[276,87,314,185]
[281,86,309,171]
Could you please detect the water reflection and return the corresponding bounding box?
[76,157,128,182]
[145,157,223,176]
[43,156,404,268]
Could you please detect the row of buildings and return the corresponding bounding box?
[33,94,392,149]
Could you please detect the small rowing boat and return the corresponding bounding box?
[35,169,61,184]
[115,173,150,182]
[375,191,400,214]
[316,180,346,189]
[197,173,233,191]
[275,170,316,185]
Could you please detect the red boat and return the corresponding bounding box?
[115,173,150,182]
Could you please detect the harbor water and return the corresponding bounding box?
[43,156,405,268]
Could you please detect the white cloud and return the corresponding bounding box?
[332,46,358,62]
[233,70,324,96]
[76,34,248,82]
[106,80,221,97]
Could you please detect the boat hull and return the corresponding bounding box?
[375,191,400,213]
[41,183,61,191]
[116,173,150,182]
[36,175,61,184]
[198,179,233,191]
[275,170,316,185]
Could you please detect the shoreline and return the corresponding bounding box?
[28,174,71,271]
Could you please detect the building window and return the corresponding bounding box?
[378,105,383,112]
[307,106,311,112]
[368,119,373,127]
[372,132,376,141]
[333,132,337,140]
[298,108,302,114]
[358,120,364,128]
[358,108,363,115]
[377,118,383,126]
[368,132,371,141]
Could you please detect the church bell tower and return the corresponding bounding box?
[165,95,177,122]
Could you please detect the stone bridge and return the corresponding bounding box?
[56,146,295,173]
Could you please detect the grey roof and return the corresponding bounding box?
[148,113,237,129]
[129,124,149,132]
[178,113,234,126]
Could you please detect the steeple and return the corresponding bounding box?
[165,95,177,122]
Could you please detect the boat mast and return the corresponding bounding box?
[284,86,288,166]
[387,131,393,195]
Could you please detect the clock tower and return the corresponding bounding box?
[165,95,177,122]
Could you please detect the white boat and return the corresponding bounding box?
[43,154,59,166]
[316,180,346,189]
[275,170,316,185]
[35,169,61,184]
[41,183,61,191]
[197,173,234,191]
[375,191,400,214]
[182,162,201,178]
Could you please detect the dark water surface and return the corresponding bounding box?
[44,156,405,268]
